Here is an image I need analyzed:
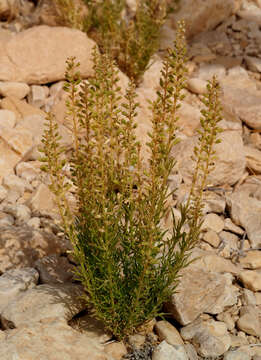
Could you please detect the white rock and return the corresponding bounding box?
[0,267,38,313]
[28,85,49,108]
[0,81,30,99]
[152,341,188,360]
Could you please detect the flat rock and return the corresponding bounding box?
[180,319,231,357]
[1,283,85,328]
[226,191,261,248]
[0,26,97,84]
[165,268,238,325]
[0,318,113,360]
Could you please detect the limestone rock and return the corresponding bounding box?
[226,191,261,248]
[244,146,261,174]
[152,341,188,360]
[1,283,85,328]
[180,319,231,357]
[26,183,60,219]
[237,305,261,337]
[0,109,16,128]
[154,321,184,346]
[0,26,97,84]
[239,270,261,292]
[202,213,224,233]
[0,318,113,360]
[0,82,30,99]
[2,174,32,196]
[239,251,261,269]
[0,96,44,121]
[170,0,241,38]
[187,78,207,95]
[221,78,261,130]
[0,139,21,180]
[0,267,38,313]
[176,102,201,136]
[0,124,34,157]
[172,131,246,186]
[224,348,251,360]
[165,268,238,325]
[0,225,70,273]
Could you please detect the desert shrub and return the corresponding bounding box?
[53,0,180,83]
[39,21,222,340]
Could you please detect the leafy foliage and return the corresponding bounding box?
[39,21,223,340]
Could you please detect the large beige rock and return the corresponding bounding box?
[0,267,38,313]
[226,191,261,248]
[172,131,246,186]
[1,283,85,328]
[239,250,261,269]
[154,321,184,346]
[0,26,97,84]
[0,319,113,360]
[26,183,60,219]
[165,268,238,325]
[180,319,231,357]
[170,0,242,38]
[237,305,261,337]
[0,82,30,99]
[221,68,261,130]
[239,270,261,292]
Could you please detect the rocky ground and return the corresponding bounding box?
[0,0,261,359]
